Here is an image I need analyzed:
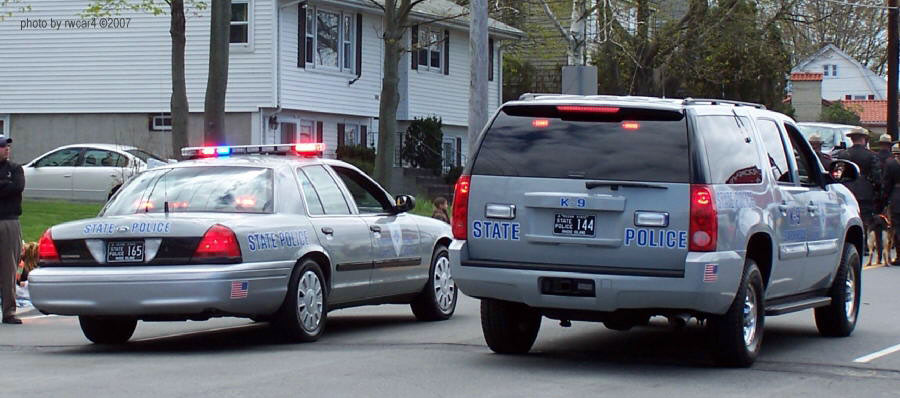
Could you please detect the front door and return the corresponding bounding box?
[297,165,373,304]
[329,165,425,298]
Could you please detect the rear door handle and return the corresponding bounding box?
[370,225,382,233]
[321,227,334,235]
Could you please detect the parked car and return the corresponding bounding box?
[29,143,456,344]
[797,122,861,154]
[451,95,863,367]
[23,144,168,201]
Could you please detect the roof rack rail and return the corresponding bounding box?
[518,93,580,101]
[682,98,766,109]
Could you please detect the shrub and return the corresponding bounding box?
[336,145,376,175]
[401,116,443,174]
[444,166,464,185]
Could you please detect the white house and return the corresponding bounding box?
[791,44,887,101]
[0,0,522,169]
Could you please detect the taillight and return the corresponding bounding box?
[192,224,242,262]
[38,228,59,262]
[452,175,471,240]
[689,184,717,252]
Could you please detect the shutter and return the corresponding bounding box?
[360,126,367,148]
[316,121,323,143]
[411,25,419,70]
[443,30,450,75]
[455,137,462,166]
[298,4,306,68]
[488,38,494,81]
[337,123,345,148]
[356,13,363,77]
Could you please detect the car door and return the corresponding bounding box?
[72,149,130,201]
[755,118,810,297]
[297,165,374,304]
[329,165,424,298]
[783,122,844,291]
[24,147,82,200]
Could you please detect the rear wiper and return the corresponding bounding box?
[585,181,668,190]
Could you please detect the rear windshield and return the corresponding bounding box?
[797,125,838,146]
[470,105,690,183]
[103,166,274,216]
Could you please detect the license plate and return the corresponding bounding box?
[553,214,595,237]
[107,240,145,263]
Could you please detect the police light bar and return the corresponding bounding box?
[181,143,326,159]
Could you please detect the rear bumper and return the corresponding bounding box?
[450,240,744,315]
[28,261,294,318]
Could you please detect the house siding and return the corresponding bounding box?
[793,47,888,101]
[0,0,275,113]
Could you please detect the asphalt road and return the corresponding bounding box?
[3,265,899,398]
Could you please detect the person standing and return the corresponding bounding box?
[808,134,832,169]
[883,143,900,266]
[876,134,893,167]
[0,135,24,324]
[835,128,884,258]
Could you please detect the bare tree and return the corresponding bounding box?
[204,0,230,146]
[85,0,207,159]
[536,0,590,65]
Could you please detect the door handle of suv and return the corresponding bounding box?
[370,225,382,233]
[807,204,818,213]
[778,204,789,214]
[321,227,334,235]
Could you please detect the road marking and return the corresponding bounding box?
[853,343,900,363]
[131,323,260,343]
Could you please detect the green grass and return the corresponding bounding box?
[20,200,104,242]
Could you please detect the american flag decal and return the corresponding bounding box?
[703,264,718,283]
[230,281,249,299]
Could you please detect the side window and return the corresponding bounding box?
[696,116,762,184]
[302,165,351,215]
[331,166,393,214]
[83,150,127,167]
[34,148,81,167]
[756,119,793,183]
[784,123,820,187]
[296,169,325,215]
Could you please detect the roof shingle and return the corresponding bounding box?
[791,72,823,81]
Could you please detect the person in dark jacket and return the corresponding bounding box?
[0,135,24,324]
[876,134,893,167]
[882,143,900,265]
[835,128,883,257]
[809,134,832,170]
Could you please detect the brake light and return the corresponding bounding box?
[193,224,242,261]
[452,175,471,240]
[38,228,59,262]
[689,184,717,252]
[532,119,550,128]
[556,105,620,114]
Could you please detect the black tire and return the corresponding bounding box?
[815,243,861,337]
[709,259,765,367]
[411,245,457,321]
[480,299,542,354]
[274,260,328,342]
[78,316,137,344]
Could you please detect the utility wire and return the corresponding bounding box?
[820,0,898,10]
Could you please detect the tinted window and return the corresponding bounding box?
[35,148,81,167]
[756,119,792,183]
[332,166,392,214]
[303,166,351,215]
[103,166,274,215]
[471,106,690,183]
[696,116,762,184]
[296,168,325,215]
[82,149,127,167]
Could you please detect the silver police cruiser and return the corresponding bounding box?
[30,143,456,344]
[451,95,864,366]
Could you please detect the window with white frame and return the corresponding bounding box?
[304,6,355,72]
[417,28,443,72]
[342,124,361,147]
[299,120,315,143]
[823,64,837,77]
[150,113,172,131]
[230,0,251,44]
[0,115,8,136]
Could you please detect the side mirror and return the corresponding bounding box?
[829,159,859,183]
[393,194,416,213]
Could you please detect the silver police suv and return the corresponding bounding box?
[30,144,456,344]
[450,95,864,367]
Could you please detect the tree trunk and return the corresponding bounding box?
[468,0,489,155]
[170,0,189,159]
[568,0,585,65]
[373,3,402,192]
[204,0,231,146]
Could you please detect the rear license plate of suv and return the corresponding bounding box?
[107,240,145,263]
[553,214,595,237]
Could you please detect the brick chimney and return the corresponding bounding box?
[791,72,824,122]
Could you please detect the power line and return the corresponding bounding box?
[820,0,898,10]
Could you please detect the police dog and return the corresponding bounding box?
[867,215,894,267]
